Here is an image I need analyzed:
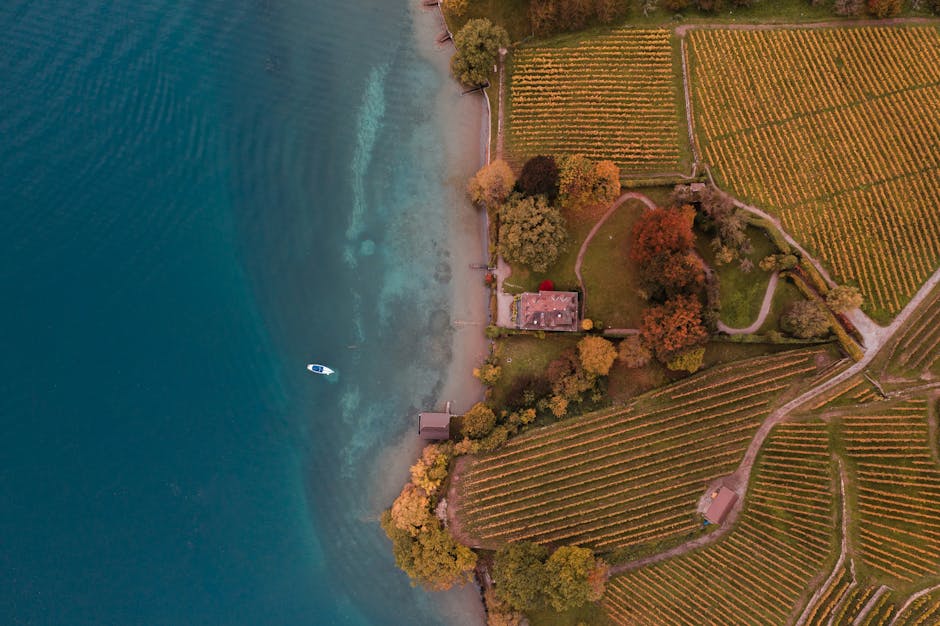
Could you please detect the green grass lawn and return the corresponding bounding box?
[580,199,647,329]
[502,203,607,294]
[489,334,580,408]
[527,601,611,626]
[697,225,776,329]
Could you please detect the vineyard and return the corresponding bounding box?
[689,27,940,319]
[508,28,684,175]
[604,421,836,626]
[838,398,940,584]
[879,280,940,378]
[455,349,822,552]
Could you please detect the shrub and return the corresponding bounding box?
[826,285,864,313]
[666,346,706,373]
[581,318,594,331]
[618,335,652,368]
[781,300,830,339]
[868,0,901,17]
[474,363,502,387]
[468,160,515,208]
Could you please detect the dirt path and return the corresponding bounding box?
[675,16,940,37]
[795,459,850,626]
[574,191,656,313]
[445,456,484,549]
[609,263,940,576]
[717,271,779,335]
[854,586,890,626]
[887,583,940,626]
[495,49,506,160]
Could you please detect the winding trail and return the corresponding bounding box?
[887,583,940,626]
[795,459,849,626]
[610,263,940,577]
[716,271,779,335]
[573,191,656,314]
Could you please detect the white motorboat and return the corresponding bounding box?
[307,363,334,375]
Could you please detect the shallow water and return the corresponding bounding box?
[1,0,484,623]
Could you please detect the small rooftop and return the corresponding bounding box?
[704,487,738,525]
[418,412,451,440]
[517,290,579,332]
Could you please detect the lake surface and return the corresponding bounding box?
[0,0,483,623]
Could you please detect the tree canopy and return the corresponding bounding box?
[461,402,497,439]
[618,335,652,368]
[493,542,550,612]
[410,444,451,495]
[782,300,831,339]
[389,483,432,536]
[641,295,709,361]
[450,19,508,86]
[577,335,617,376]
[544,546,607,612]
[381,511,477,591]
[517,155,560,201]
[631,206,697,264]
[558,154,621,209]
[498,194,568,273]
[468,160,515,208]
[826,285,863,313]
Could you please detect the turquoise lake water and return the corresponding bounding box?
[1,0,479,623]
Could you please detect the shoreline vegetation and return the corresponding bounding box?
[387,2,940,625]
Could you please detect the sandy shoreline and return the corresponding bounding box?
[384,3,491,624]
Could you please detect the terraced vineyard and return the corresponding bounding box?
[838,398,940,584]
[689,27,940,319]
[456,349,822,551]
[880,281,940,377]
[604,421,835,625]
[508,28,683,175]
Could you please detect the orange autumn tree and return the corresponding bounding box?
[630,205,696,264]
[641,294,708,362]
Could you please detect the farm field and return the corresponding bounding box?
[837,398,940,585]
[455,349,824,552]
[689,26,940,320]
[507,28,685,176]
[876,280,940,379]
[604,421,835,626]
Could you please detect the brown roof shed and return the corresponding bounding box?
[418,412,451,440]
[704,487,738,525]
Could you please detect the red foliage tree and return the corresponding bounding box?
[640,251,706,300]
[640,295,708,361]
[539,279,555,291]
[630,206,696,264]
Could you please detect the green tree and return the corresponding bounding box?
[781,300,830,339]
[577,335,617,376]
[498,194,568,272]
[468,160,515,208]
[493,542,549,611]
[450,19,509,86]
[461,402,497,439]
[473,362,502,387]
[826,285,863,313]
[544,546,599,612]
[381,512,477,591]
